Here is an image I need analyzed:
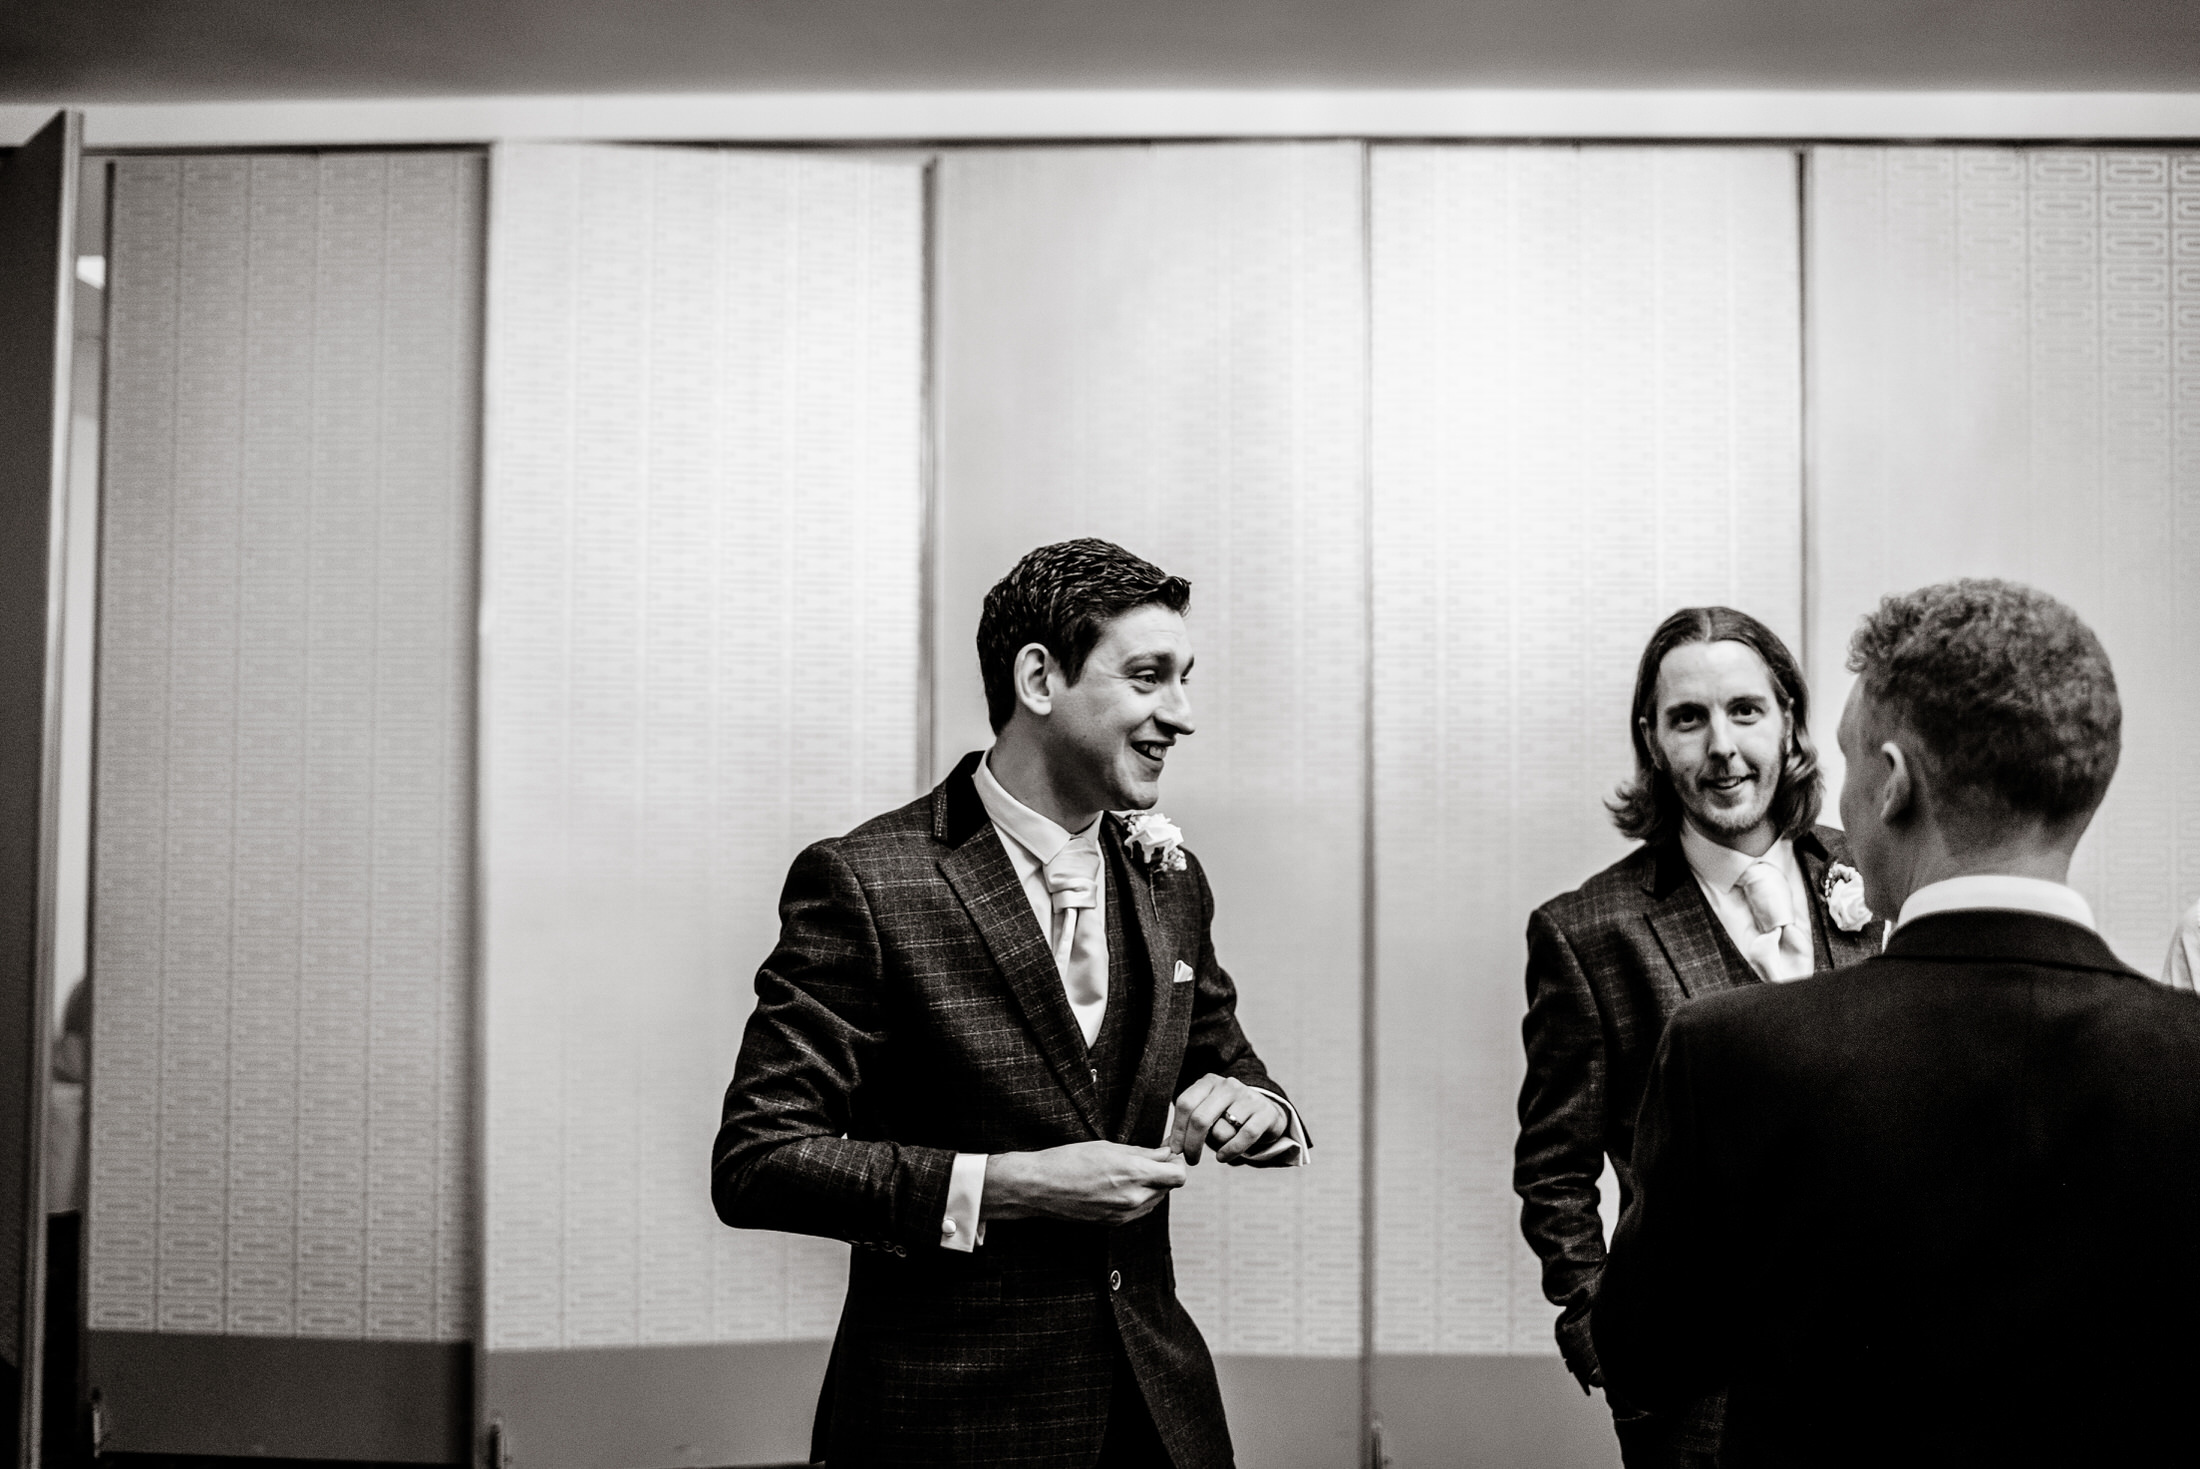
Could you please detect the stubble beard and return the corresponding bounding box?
[1686,767,1779,842]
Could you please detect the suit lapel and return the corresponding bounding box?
[1797,827,1881,967]
[936,814,1108,1141]
[1641,840,1757,999]
[1109,819,1186,1146]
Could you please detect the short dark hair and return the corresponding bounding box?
[1846,578,2119,827]
[1609,605,1823,846]
[977,539,1192,734]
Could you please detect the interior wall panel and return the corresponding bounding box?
[1808,147,2200,972]
[93,153,482,1344]
[931,144,1366,1382]
[1368,145,1803,1383]
[478,143,922,1369]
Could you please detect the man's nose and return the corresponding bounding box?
[1705,714,1738,757]
[1159,683,1196,736]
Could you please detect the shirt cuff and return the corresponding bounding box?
[1242,1086,1309,1165]
[941,1152,989,1252]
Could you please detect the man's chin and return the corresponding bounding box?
[1686,804,1775,843]
[1111,773,1163,811]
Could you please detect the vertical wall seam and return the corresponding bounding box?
[1356,136,1379,1469]
[918,156,939,791]
[1798,147,1814,678]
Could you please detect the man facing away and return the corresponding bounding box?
[1595,578,2200,1467]
[1516,606,1879,1469]
[713,538,1307,1469]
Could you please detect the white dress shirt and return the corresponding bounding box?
[1896,873,2097,932]
[1678,824,1816,983]
[2165,899,2200,991]
[939,754,1305,1252]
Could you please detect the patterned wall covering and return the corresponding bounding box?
[1808,149,2200,972]
[93,155,482,1340]
[932,145,1367,1356]
[1369,146,1803,1354]
[480,145,923,1350]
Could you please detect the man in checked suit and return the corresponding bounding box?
[714,539,1307,1468]
[1595,579,2200,1466]
[1516,607,1879,1469]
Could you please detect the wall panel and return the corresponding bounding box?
[1808,147,2200,971]
[93,154,481,1352]
[932,144,1366,1433]
[478,139,922,1431]
[1368,144,1802,1399]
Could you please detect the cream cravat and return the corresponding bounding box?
[1737,860,1812,983]
[1042,834,1108,1045]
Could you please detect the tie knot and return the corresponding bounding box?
[1736,861,1792,935]
[1043,847,1100,912]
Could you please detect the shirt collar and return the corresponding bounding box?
[1678,821,1796,894]
[974,752,1098,865]
[1895,874,2096,933]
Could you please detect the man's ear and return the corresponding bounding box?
[1012,643,1055,719]
[1877,740,1916,826]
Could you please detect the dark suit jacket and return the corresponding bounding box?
[1516,825,1878,1383]
[713,751,1290,1469]
[1594,909,2200,1468]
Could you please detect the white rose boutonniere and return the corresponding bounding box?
[1823,862,1873,932]
[1120,811,1188,873]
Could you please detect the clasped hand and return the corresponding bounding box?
[980,1076,1286,1225]
[1165,1072,1286,1164]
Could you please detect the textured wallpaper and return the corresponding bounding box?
[1369,146,1804,1354]
[92,154,482,1340]
[479,145,923,1350]
[932,144,1368,1357]
[1808,147,2200,974]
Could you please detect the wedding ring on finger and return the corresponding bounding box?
[1221,1108,1250,1130]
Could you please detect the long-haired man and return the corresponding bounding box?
[1515,606,1879,1467]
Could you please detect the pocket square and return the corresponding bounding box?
[1172,961,1195,985]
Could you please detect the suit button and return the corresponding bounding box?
[1109,1269,1122,1292]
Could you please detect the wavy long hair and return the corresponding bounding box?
[1608,606,1823,847]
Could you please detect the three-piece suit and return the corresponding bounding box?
[1594,908,2200,1466]
[1515,826,1877,1459]
[712,751,1290,1468]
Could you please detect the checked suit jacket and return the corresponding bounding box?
[1515,825,1878,1389]
[713,750,1293,1469]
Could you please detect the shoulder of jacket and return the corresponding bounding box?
[1534,843,1660,930]
[808,792,936,867]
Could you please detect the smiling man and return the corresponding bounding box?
[714,538,1305,1469]
[1515,606,1878,1469]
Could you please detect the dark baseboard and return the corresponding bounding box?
[85,1332,469,1464]
[1212,1355,1358,1469]
[83,1332,1617,1468]
[482,1343,1358,1469]
[482,1340,829,1469]
[1373,1353,1620,1469]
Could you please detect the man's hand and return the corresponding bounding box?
[982,1142,1188,1224]
[1169,1073,1287,1164]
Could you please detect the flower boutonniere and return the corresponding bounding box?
[1822,862,1873,932]
[1120,811,1188,874]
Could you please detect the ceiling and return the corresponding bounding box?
[4,0,2200,103]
